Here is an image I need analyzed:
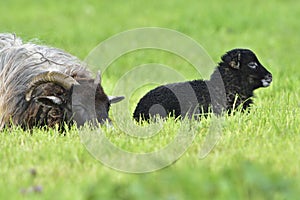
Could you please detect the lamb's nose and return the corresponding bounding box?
[262,73,272,87]
[265,73,272,82]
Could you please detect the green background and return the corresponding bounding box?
[1,0,300,199]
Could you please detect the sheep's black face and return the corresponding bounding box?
[221,49,272,89]
[26,80,124,129]
[24,82,109,128]
[28,81,110,127]
[71,79,110,126]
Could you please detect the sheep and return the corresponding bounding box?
[0,33,124,130]
[133,48,272,121]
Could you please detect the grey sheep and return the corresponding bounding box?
[0,33,124,130]
[133,48,272,121]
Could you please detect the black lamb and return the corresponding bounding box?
[133,48,272,121]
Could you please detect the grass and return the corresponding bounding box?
[1,0,300,199]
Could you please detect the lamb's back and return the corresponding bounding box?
[133,80,211,120]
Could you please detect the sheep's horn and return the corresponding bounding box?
[25,71,79,101]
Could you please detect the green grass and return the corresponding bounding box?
[1,0,300,199]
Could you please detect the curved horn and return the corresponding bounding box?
[25,71,79,101]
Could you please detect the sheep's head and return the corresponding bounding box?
[221,48,272,89]
[24,71,124,129]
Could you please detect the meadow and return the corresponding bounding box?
[1,0,300,199]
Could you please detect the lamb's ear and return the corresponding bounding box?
[108,96,125,104]
[34,96,63,107]
[229,60,240,69]
[221,51,241,69]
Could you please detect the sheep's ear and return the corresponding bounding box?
[231,51,241,69]
[108,96,125,104]
[229,60,240,69]
[34,96,63,107]
[222,52,241,69]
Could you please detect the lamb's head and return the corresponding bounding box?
[221,48,272,89]
[24,71,124,129]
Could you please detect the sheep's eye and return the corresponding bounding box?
[248,62,258,69]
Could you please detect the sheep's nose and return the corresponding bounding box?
[266,73,272,82]
[262,73,272,87]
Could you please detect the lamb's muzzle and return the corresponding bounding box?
[262,74,272,87]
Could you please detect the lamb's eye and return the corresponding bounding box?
[248,62,258,69]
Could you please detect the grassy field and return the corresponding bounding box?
[1,0,300,199]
